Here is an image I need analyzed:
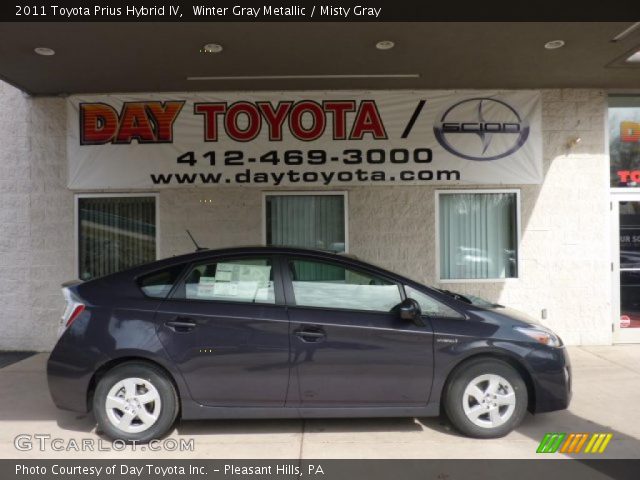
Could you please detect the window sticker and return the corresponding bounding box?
[215,269,233,282]
[238,265,272,286]
[255,283,272,301]
[217,263,271,287]
[190,262,273,301]
[187,262,274,303]
[196,276,217,298]
[213,282,239,297]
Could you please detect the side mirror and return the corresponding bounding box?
[397,298,425,327]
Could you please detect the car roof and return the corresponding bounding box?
[124,245,400,280]
[158,245,354,265]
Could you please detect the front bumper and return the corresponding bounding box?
[525,344,572,413]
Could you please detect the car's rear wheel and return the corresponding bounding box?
[443,358,528,438]
[93,362,179,443]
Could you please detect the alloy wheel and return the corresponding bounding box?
[462,373,517,429]
[105,377,162,434]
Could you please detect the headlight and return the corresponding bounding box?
[514,326,563,347]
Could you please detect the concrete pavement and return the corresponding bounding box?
[1,346,639,459]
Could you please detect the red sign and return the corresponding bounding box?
[80,102,184,144]
[621,121,640,143]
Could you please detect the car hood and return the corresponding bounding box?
[473,305,543,328]
[489,306,541,325]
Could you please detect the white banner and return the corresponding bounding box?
[67,90,542,189]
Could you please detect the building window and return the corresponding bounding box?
[609,95,640,188]
[437,190,519,281]
[77,195,157,280]
[264,192,347,252]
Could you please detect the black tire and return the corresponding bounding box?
[93,362,179,443]
[443,358,528,438]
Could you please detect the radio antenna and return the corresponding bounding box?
[186,230,207,252]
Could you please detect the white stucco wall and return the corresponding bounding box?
[0,82,75,350]
[0,83,611,350]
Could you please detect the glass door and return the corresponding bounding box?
[613,195,640,343]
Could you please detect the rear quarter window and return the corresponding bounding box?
[137,265,185,298]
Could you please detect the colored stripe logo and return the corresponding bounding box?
[537,433,612,454]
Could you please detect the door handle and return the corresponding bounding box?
[165,318,197,333]
[294,329,326,343]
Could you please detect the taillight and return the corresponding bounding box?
[60,287,85,334]
[65,304,85,327]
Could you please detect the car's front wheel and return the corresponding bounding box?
[443,358,528,438]
[93,362,179,442]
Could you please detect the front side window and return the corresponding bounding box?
[405,285,463,319]
[265,194,346,252]
[78,196,156,280]
[289,258,401,312]
[438,191,518,280]
[176,257,275,304]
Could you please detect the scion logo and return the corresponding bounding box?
[434,97,529,161]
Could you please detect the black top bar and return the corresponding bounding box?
[3,1,640,22]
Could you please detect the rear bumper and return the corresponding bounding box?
[525,345,572,413]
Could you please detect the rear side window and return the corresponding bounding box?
[174,257,276,304]
[138,265,185,298]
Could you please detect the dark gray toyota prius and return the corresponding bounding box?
[47,246,571,442]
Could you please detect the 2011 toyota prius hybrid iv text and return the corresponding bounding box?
[47,247,571,442]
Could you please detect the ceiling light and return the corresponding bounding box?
[34,47,55,56]
[376,40,395,51]
[201,43,223,54]
[627,50,640,63]
[544,40,565,50]
[187,74,419,81]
